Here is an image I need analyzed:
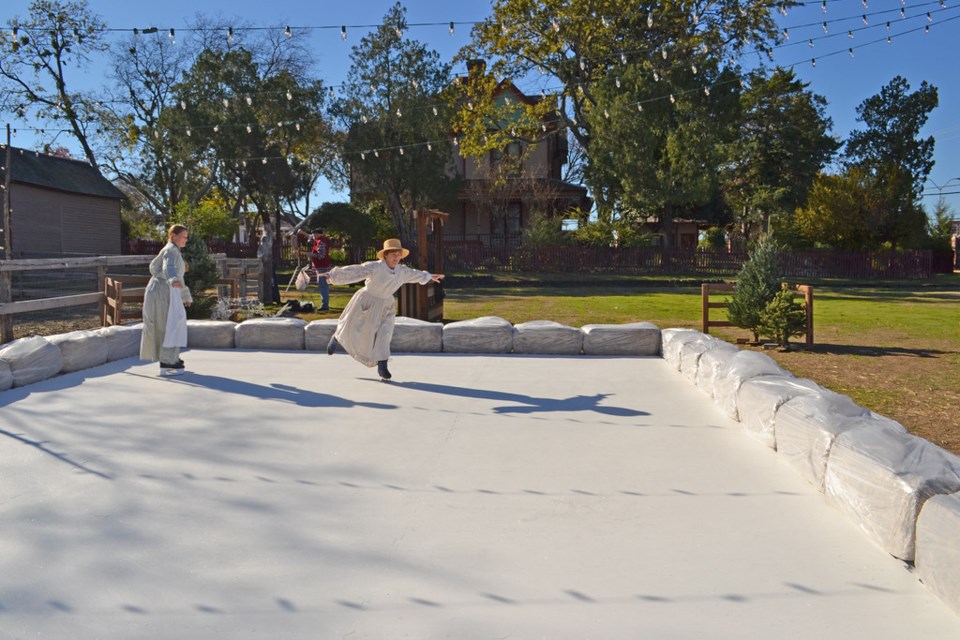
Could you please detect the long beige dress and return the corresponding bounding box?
[329,260,433,367]
[140,242,193,362]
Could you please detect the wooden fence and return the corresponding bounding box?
[701,283,814,346]
[0,255,154,343]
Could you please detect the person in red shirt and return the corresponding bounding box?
[307,228,331,310]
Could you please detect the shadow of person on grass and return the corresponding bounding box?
[391,380,649,417]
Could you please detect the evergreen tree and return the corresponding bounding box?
[180,235,219,319]
[727,234,783,341]
[757,284,806,349]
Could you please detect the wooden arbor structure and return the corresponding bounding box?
[398,208,448,322]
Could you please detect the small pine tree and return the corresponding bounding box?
[757,284,807,349]
[727,234,783,341]
[180,234,219,319]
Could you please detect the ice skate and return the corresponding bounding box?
[159,361,185,377]
[377,360,392,382]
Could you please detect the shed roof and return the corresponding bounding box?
[0,145,124,199]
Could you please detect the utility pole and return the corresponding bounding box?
[2,124,10,258]
[1,124,13,342]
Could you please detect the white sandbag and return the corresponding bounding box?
[304,319,339,352]
[679,337,734,383]
[581,322,661,356]
[0,359,12,391]
[0,336,64,387]
[695,344,739,398]
[774,390,870,492]
[234,317,307,350]
[660,327,698,357]
[98,323,142,361]
[48,330,109,373]
[713,350,788,420]
[442,316,513,354]
[187,320,237,349]
[392,317,443,353]
[660,328,701,369]
[512,320,582,355]
[825,417,957,562]
[736,376,823,449]
[916,493,960,616]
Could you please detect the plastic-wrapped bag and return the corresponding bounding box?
[0,336,64,387]
[442,316,513,354]
[295,268,310,291]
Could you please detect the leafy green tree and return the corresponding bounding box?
[523,211,569,247]
[698,227,727,251]
[757,284,806,349]
[794,171,871,249]
[174,197,238,241]
[306,202,378,249]
[727,234,783,341]
[843,76,938,247]
[457,0,793,232]
[0,0,107,167]
[332,3,459,244]
[722,67,838,238]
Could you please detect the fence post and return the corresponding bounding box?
[0,272,12,343]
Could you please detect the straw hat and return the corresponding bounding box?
[376,238,410,259]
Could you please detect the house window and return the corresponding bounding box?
[491,202,522,245]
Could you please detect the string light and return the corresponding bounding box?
[341,25,347,40]
[812,58,817,67]
[432,106,438,116]
[227,27,233,42]
[427,142,432,151]
[223,98,229,108]
[360,151,365,160]
[647,12,653,28]
[449,21,454,36]
[398,147,404,155]
[286,91,293,101]
[822,21,828,33]
[180,100,186,110]
[168,28,175,43]
[246,96,252,105]
[374,149,379,157]
[848,47,854,57]
[284,25,292,37]
[822,1,826,12]
[395,107,402,117]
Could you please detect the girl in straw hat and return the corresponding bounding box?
[319,238,444,380]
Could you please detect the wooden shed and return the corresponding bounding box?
[1,145,124,258]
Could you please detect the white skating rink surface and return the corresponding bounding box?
[1,350,958,639]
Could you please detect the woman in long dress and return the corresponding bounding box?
[140,224,192,370]
[320,238,443,380]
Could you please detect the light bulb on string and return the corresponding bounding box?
[653,71,659,82]
[396,107,402,117]
[168,28,175,44]
[262,157,267,164]
[432,106,438,116]
[286,91,292,101]
[395,25,402,38]
[811,58,816,67]
[453,136,459,146]
[862,15,868,25]
[822,22,828,33]
[449,21,454,36]
[900,8,905,18]
[808,38,814,47]
[925,25,929,33]
[927,12,932,21]
[551,19,559,32]
[862,0,868,7]
[284,26,291,37]
[620,52,627,65]
[661,48,667,60]
[213,125,219,133]
[782,28,789,40]
[579,59,585,70]
[887,35,892,43]
[427,142,432,151]
[848,48,854,57]
[848,30,853,38]
[360,151,365,160]
[669,94,675,104]
[704,87,710,96]
[223,98,229,108]
[341,26,347,40]
[886,21,891,29]
[245,96,252,105]
[399,147,404,155]
[246,125,252,133]
[362,115,368,123]
[691,64,697,74]
[329,87,334,98]
[295,123,300,131]
[186,128,191,137]
[615,77,621,88]
[603,109,609,119]
[647,12,653,28]
[180,100,186,110]
[821,1,826,12]
[374,149,379,158]
[227,27,233,42]
[637,103,643,112]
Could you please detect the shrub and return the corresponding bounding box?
[180,234,220,319]
[757,284,807,348]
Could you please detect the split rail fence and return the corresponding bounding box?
[701,282,814,346]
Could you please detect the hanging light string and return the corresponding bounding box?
[6,4,958,163]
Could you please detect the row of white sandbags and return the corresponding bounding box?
[0,317,662,391]
[661,328,960,616]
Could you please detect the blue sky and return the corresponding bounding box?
[4,0,959,216]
